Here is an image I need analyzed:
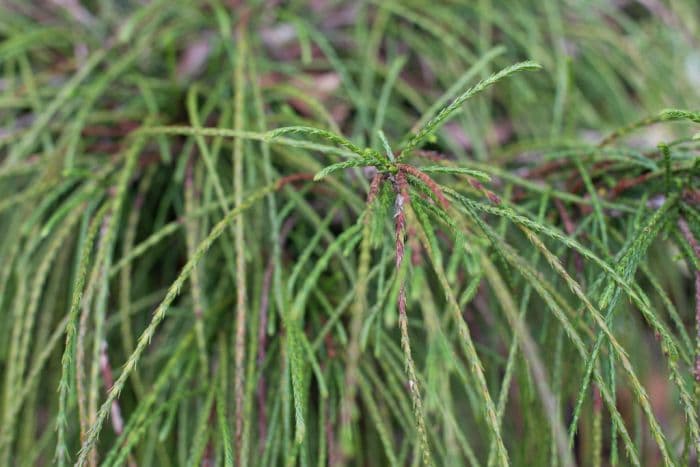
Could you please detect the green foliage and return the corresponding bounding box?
[0,1,699,466]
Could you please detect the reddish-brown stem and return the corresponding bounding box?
[276,172,315,189]
[606,172,655,200]
[522,159,571,179]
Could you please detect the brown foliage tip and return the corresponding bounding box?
[408,224,422,266]
[367,173,383,204]
[398,163,449,209]
[393,172,410,269]
[469,178,501,204]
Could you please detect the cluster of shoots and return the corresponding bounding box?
[1,3,700,466]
